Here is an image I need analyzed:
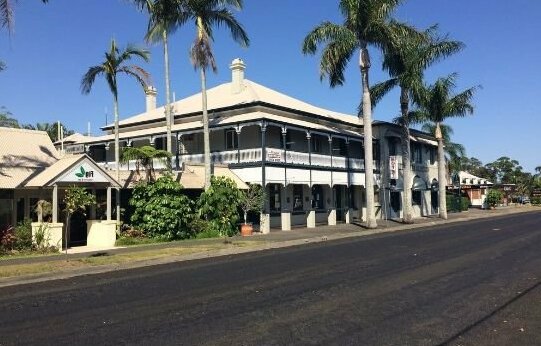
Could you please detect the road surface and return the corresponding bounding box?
[1,211,541,345]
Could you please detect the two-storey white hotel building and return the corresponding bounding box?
[62,59,440,233]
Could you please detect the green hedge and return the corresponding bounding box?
[446,195,470,212]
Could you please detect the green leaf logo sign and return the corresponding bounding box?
[75,166,86,178]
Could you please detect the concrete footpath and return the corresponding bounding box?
[0,206,538,288]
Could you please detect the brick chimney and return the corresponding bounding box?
[230,58,246,94]
[145,86,157,112]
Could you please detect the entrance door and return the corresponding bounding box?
[390,191,401,219]
[335,186,346,222]
[69,209,87,247]
[431,190,438,214]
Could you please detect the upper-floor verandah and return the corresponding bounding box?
[69,120,382,173]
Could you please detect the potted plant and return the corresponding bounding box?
[239,184,266,236]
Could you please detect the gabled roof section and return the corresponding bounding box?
[459,171,493,186]
[104,79,360,130]
[25,154,120,188]
[54,132,97,146]
[0,127,59,168]
[0,127,59,188]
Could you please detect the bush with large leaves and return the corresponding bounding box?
[197,176,243,237]
[130,175,193,240]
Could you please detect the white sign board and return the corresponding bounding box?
[65,144,85,154]
[266,148,283,163]
[57,161,110,184]
[389,156,398,179]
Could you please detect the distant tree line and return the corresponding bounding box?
[0,107,74,142]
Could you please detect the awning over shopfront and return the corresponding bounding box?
[115,163,248,190]
[179,164,248,189]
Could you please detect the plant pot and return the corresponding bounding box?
[240,223,253,236]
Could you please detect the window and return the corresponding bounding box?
[89,146,106,162]
[293,185,304,211]
[373,141,380,161]
[411,144,422,163]
[387,138,397,156]
[412,190,422,205]
[311,136,322,153]
[269,184,281,212]
[336,139,348,156]
[312,185,324,209]
[225,130,238,150]
[154,137,165,150]
[429,147,436,165]
[283,132,292,150]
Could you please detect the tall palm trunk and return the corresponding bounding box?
[360,47,377,229]
[436,122,447,219]
[400,87,413,223]
[163,30,173,155]
[200,67,211,190]
[113,95,121,226]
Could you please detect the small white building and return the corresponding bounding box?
[447,171,493,208]
[0,127,120,249]
[60,58,441,232]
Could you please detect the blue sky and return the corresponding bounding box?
[1,0,540,172]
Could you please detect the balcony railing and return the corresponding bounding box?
[97,148,380,171]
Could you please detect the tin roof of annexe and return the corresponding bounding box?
[0,127,59,188]
[101,79,362,132]
[0,127,120,189]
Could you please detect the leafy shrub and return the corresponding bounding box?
[33,223,51,250]
[486,189,503,208]
[189,218,210,234]
[460,196,470,211]
[0,226,16,252]
[532,197,541,205]
[130,175,194,240]
[14,219,33,251]
[32,224,58,253]
[197,176,243,237]
[446,195,469,212]
[195,228,221,239]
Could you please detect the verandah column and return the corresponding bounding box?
[328,136,336,226]
[280,128,291,231]
[106,187,112,221]
[306,132,315,228]
[345,138,352,224]
[260,123,270,234]
[236,126,242,164]
[52,185,58,223]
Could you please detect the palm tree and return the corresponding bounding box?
[23,122,74,142]
[0,107,19,127]
[421,122,465,177]
[302,0,409,229]
[185,0,249,190]
[1,0,49,33]
[81,39,150,181]
[132,0,185,156]
[1,0,49,73]
[535,166,541,180]
[121,145,172,182]
[370,26,463,223]
[411,74,477,219]
[81,39,150,224]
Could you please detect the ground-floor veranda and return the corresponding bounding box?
[256,183,440,233]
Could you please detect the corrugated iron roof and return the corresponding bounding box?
[0,127,59,188]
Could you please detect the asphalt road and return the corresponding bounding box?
[1,212,541,346]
